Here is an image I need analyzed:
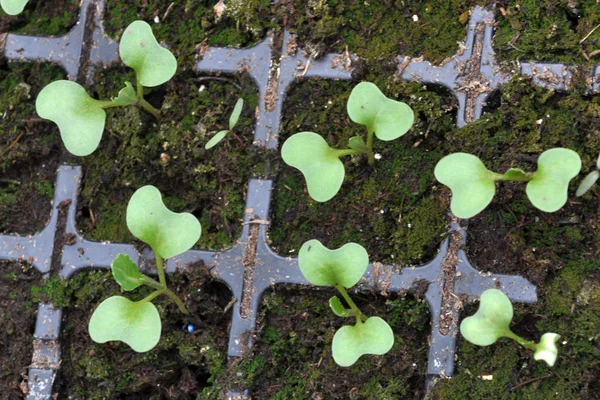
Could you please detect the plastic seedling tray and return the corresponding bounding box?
[1,1,597,399]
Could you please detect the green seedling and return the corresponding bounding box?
[88,185,201,352]
[298,239,394,366]
[434,148,581,218]
[36,20,177,156]
[282,82,414,202]
[0,0,28,15]
[205,97,244,149]
[576,153,600,197]
[460,289,560,367]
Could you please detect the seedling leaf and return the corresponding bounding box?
[298,239,368,288]
[526,148,581,212]
[36,80,107,156]
[205,130,229,150]
[329,296,352,317]
[89,296,161,352]
[348,135,367,151]
[126,185,201,259]
[281,132,345,202]
[576,170,599,197]
[111,82,137,106]
[111,254,144,291]
[460,289,513,346]
[347,82,414,141]
[534,333,560,367]
[119,20,177,87]
[1,0,28,15]
[229,98,244,130]
[434,153,496,219]
[332,316,394,367]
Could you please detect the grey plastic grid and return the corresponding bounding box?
[1,1,597,398]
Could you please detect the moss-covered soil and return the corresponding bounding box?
[0,261,41,399]
[0,61,65,235]
[205,287,430,399]
[35,264,231,399]
[0,0,80,36]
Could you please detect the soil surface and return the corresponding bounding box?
[0,0,80,36]
[0,261,41,400]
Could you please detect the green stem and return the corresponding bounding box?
[138,289,164,306]
[334,148,366,158]
[164,288,189,314]
[491,171,534,183]
[148,248,189,314]
[504,330,537,351]
[96,100,125,110]
[366,128,375,165]
[152,247,167,288]
[335,284,367,324]
[140,275,164,291]
[135,79,161,120]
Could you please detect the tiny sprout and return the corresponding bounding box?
[88,185,201,352]
[576,153,600,197]
[205,97,244,150]
[434,148,581,218]
[36,20,177,156]
[282,82,414,202]
[298,239,394,366]
[0,0,28,15]
[460,289,560,367]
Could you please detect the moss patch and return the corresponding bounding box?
[0,0,80,36]
[494,0,600,65]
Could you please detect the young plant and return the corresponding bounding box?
[576,153,600,197]
[205,97,244,149]
[282,82,414,202]
[88,185,201,352]
[36,20,177,156]
[298,239,394,366]
[0,0,28,15]
[434,148,581,219]
[460,289,560,367]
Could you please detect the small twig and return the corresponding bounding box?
[223,297,237,313]
[242,219,270,225]
[509,374,553,391]
[162,2,175,21]
[230,131,245,147]
[300,59,312,77]
[89,207,96,229]
[6,132,24,152]
[588,49,600,58]
[580,22,600,44]
[0,178,21,185]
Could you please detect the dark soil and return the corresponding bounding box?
[44,263,232,399]
[0,0,80,36]
[207,287,431,399]
[0,261,41,400]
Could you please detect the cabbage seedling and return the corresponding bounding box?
[0,0,28,15]
[576,153,600,197]
[460,289,560,367]
[88,185,201,352]
[282,82,414,202]
[205,97,244,150]
[298,239,394,366]
[434,148,581,219]
[36,20,177,156]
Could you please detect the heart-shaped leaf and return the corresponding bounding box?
[434,153,496,219]
[36,80,107,156]
[332,316,394,367]
[526,148,581,212]
[534,333,560,367]
[576,170,599,197]
[111,82,137,106]
[205,130,229,150]
[281,132,345,202]
[119,20,177,87]
[1,0,28,15]
[111,254,144,291]
[89,296,161,352]
[329,296,353,317]
[126,185,201,259]
[298,239,368,288]
[347,82,414,141]
[229,98,244,130]
[460,289,513,346]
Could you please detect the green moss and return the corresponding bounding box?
[1,0,80,36]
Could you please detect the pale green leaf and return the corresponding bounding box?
[1,0,28,15]
[229,98,244,130]
[119,20,177,87]
[111,82,137,106]
[298,239,368,288]
[526,148,581,212]
[348,135,367,151]
[347,82,414,141]
[36,80,107,156]
[534,333,560,367]
[460,289,513,346]
[329,296,352,317]
[89,296,161,352]
[205,130,229,150]
[126,185,201,259]
[434,153,496,219]
[111,254,144,291]
[281,132,345,202]
[332,316,394,367]
[576,170,599,197]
